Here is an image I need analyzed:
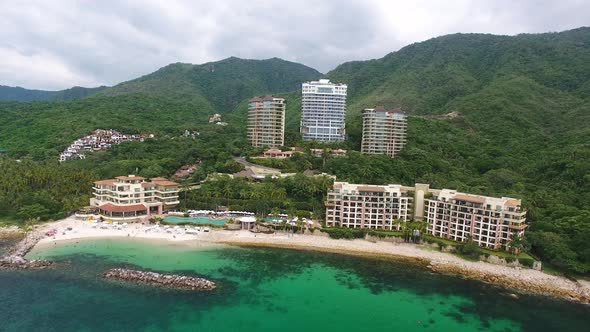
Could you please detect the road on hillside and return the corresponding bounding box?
[232,157,281,172]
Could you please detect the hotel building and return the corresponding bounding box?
[247,96,286,148]
[90,175,180,221]
[325,182,527,250]
[361,107,407,158]
[300,79,347,142]
[425,189,527,250]
[325,182,414,230]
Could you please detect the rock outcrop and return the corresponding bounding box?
[104,268,217,291]
[428,259,590,304]
[0,229,52,270]
[0,255,53,269]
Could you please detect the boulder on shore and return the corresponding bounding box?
[0,255,53,270]
[104,268,217,291]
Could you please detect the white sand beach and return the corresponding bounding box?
[24,217,590,303]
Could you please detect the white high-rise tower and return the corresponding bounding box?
[300,79,347,142]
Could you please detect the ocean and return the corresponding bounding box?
[0,238,587,331]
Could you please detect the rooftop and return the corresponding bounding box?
[99,203,147,213]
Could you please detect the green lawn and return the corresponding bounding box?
[0,217,20,227]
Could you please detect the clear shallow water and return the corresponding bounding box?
[163,216,227,226]
[0,239,587,331]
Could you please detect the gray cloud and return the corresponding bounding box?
[0,0,588,90]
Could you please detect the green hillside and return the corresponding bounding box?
[0,28,589,273]
[0,94,214,159]
[99,57,322,112]
[322,28,590,273]
[0,85,107,102]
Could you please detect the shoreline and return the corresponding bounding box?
[12,217,590,304]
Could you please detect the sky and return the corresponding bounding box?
[1,0,589,90]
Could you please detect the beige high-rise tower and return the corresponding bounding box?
[247,96,286,148]
[361,107,407,158]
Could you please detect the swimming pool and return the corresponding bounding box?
[264,218,285,223]
[163,216,228,226]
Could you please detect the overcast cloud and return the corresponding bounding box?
[0,0,588,90]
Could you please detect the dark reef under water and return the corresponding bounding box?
[0,239,587,332]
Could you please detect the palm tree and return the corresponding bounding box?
[400,221,411,242]
[296,218,305,234]
[270,207,280,220]
[508,232,530,255]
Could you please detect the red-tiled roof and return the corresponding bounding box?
[99,203,147,213]
[505,199,521,207]
[150,177,168,181]
[94,179,116,185]
[141,182,156,188]
[454,194,486,204]
[357,186,385,192]
[153,180,179,186]
[115,176,145,181]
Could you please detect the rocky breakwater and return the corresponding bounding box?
[0,229,52,270]
[428,259,590,304]
[104,268,217,291]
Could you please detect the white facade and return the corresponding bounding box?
[247,96,286,147]
[89,175,180,221]
[361,107,407,158]
[425,189,527,250]
[300,79,347,142]
[325,182,528,251]
[325,182,413,230]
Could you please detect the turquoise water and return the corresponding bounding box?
[163,216,227,226]
[0,239,587,331]
[264,217,284,223]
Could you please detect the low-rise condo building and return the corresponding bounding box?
[310,148,348,158]
[90,175,180,221]
[361,107,407,158]
[425,189,527,250]
[325,182,527,250]
[248,96,286,148]
[325,182,414,230]
[300,79,347,142]
[256,147,299,159]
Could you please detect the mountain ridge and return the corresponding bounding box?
[0,85,108,102]
[97,57,322,112]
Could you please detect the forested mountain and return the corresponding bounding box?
[0,85,107,102]
[98,57,322,112]
[320,27,590,273]
[0,28,589,273]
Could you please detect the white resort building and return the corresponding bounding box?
[247,96,286,148]
[325,182,414,230]
[325,182,527,250]
[425,189,527,250]
[361,107,407,158]
[300,79,347,142]
[89,175,180,221]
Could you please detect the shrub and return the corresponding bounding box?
[321,227,366,239]
[505,256,517,263]
[458,238,482,259]
[519,257,535,268]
